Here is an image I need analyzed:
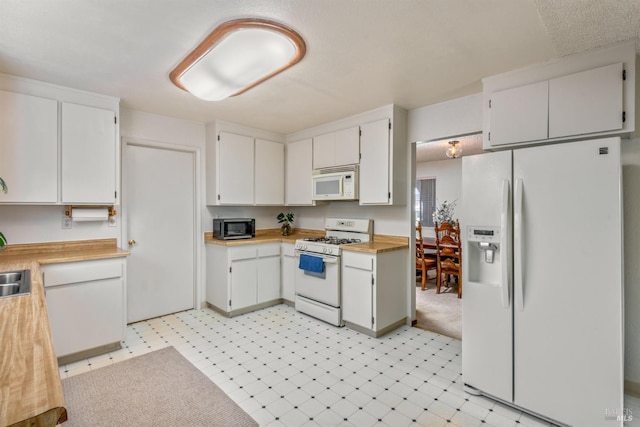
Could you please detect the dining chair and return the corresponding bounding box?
[434,220,462,298]
[416,221,437,291]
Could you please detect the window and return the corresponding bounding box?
[416,178,436,227]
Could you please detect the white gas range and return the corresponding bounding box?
[294,218,373,326]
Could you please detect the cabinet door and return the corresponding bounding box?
[61,102,116,203]
[342,252,374,329]
[0,91,58,203]
[333,126,360,166]
[218,132,254,205]
[230,258,257,310]
[281,243,296,302]
[312,132,335,169]
[549,62,623,139]
[45,277,124,357]
[488,80,548,147]
[255,139,284,205]
[285,138,314,205]
[257,255,281,303]
[359,118,390,205]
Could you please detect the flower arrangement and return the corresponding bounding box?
[0,177,7,249]
[277,212,294,236]
[432,200,457,226]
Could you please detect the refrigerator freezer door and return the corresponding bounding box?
[462,150,513,402]
[512,138,623,426]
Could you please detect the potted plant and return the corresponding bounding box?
[277,212,294,236]
[432,200,457,226]
[0,177,6,249]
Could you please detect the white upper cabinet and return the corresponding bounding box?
[312,126,359,169]
[212,131,284,206]
[359,118,390,204]
[488,81,549,147]
[61,102,117,204]
[255,139,284,205]
[548,63,623,139]
[484,42,634,149]
[0,91,58,203]
[285,138,314,205]
[217,132,254,205]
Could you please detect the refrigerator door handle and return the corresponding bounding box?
[514,177,524,311]
[500,179,510,309]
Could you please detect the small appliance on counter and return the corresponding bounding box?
[213,218,255,240]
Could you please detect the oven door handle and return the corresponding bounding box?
[294,253,338,264]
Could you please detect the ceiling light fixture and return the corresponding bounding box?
[446,140,462,159]
[170,18,306,101]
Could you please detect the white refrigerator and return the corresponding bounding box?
[461,137,624,427]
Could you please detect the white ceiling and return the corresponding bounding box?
[0,0,638,135]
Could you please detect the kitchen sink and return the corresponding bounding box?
[0,269,31,298]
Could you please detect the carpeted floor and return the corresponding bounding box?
[61,346,258,427]
[415,274,462,341]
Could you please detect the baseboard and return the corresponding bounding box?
[625,380,640,397]
[58,341,121,366]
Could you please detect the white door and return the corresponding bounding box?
[255,139,284,205]
[218,132,254,205]
[342,252,374,330]
[512,138,623,426]
[461,150,513,402]
[359,118,390,204]
[125,143,195,323]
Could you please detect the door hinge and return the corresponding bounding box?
[372,317,375,326]
[359,153,362,160]
[388,121,391,130]
[114,116,117,124]
[229,266,232,273]
[623,111,626,123]
[488,131,491,141]
[229,299,231,307]
[217,134,220,141]
[489,99,492,108]
[388,192,391,200]
[218,194,221,200]
[114,191,117,199]
[623,69,627,81]
[371,275,374,285]
[359,129,362,137]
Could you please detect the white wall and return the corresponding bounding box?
[622,138,640,388]
[415,159,462,238]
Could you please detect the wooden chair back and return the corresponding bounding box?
[416,221,436,291]
[434,220,463,298]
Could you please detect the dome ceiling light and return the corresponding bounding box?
[170,18,306,101]
[446,140,462,159]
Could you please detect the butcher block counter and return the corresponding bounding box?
[0,239,129,427]
[204,229,408,253]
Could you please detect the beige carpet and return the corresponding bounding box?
[415,275,462,341]
[61,346,257,427]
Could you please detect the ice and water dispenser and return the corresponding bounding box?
[465,226,503,285]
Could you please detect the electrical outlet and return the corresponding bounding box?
[108,216,117,227]
[62,217,72,229]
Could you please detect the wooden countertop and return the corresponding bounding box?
[204,229,409,253]
[0,239,129,427]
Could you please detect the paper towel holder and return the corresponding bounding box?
[65,205,117,218]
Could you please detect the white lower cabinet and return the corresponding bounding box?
[342,249,407,337]
[207,243,281,315]
[42,258,126,361]
[281,243,296,303]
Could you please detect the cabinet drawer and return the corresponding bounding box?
[230,246,258,261]
[43,259,123,287]
[281,243,295,257]
[258,244,280,257]
[343,252,374,271]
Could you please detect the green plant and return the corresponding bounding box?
[0,177,6,248]
[277,212,294,225]
[277,212,294,236]
[432,200,457,226]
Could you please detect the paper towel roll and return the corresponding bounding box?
[71,208,109,222]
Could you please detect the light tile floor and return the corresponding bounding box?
[59,304,639,427]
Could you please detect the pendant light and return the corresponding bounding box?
[170,19,306,101]
[446,140,462,159]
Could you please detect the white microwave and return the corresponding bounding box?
[312,165,359,201]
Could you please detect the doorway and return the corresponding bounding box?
[413,134,482,340]
[123,139,198,323]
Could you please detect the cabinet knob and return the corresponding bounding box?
[128,239,136,247]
